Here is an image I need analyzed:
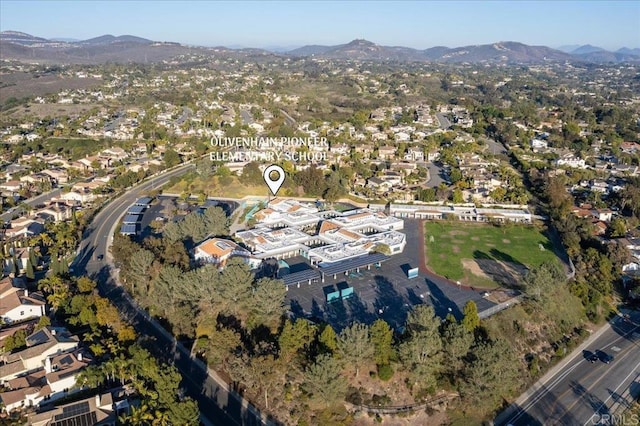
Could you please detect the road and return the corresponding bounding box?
[280,109,297,127]
[240,110,254,125]
[496,310,640,426]
[1,188,62,223]
[424,161,447,188]
[71,164,269,426]
[435,112,451,130]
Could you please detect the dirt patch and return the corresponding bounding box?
[448,230,469,236]
[451,239,464,244]
[452,246,460,253]
[352,410,449,426]
[502,239,511,244]
[471,236,480,241]
[462,258,528,286]
[439,254,446,259]
[485,243,496,247]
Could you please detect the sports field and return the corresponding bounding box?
[424,221,562,288]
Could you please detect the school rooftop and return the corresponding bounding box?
[235,198,406,265]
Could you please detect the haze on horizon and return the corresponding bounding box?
[1,0,639,51]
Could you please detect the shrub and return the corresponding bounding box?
[377,364,394,381]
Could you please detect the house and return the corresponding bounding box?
[193,238,260,269]
[3,247,32,275]
[404,148,424,162]
[41,169,68,185]
[19,174,51,185]
[0,286,46,324]
[3,164,29,180]
[556,154,586,169]
[101,147,129,161]
[4,220,45,239]
[60,190,96,204]
[367,177,393,192]
[34,203,73,222]
[0,327,80,383]
[426,150,440,162]
[0,180,23,193]
[530,138,548,150]
[377,146,396,160]
[0,350,90,413]
[26,392,116,425]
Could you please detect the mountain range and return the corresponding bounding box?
[1,31,638,65]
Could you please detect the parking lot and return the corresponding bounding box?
[285,219,497,331]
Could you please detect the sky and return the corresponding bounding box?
[1,1,639,50]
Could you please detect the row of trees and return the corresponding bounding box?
[33,269,200,424]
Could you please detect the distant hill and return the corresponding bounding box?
[573,50,640,63]
[618,47,640,56]
[557,44,581,53]
[0,30,57,46]
[79,34,153,46]
[1,31,638,65]
[288,39,572,63]
[571,44,606,55]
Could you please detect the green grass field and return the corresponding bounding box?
[424,221,561,288]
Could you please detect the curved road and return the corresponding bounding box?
[71,164,269,426]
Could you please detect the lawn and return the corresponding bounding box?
[424,221,562,288]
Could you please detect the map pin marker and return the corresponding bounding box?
[263,164,285,196]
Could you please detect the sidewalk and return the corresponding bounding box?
[494,320,614,425]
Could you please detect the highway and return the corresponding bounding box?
[71,164,269,426]
[496,310,640,426]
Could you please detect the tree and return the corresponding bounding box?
[336,323,374,377]
[462,338,520,405]
[278,318,317,362]
[163,149,181,168]
[609,217,627,238]
[461,301,480,332]
[124,248,155,294]
[25,257,35,280]
[524,261,565,302]
[318,324,338,354]
[3,329,28,352]
[451,188,464,204]
[76,276,97,293]
[302,354,347,406]
[370,319,394,366]
[399,305,443,393]
[441,319,473,380]
[35,315,51,330]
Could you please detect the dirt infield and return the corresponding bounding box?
[461,258,529,286]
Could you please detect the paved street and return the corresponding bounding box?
[71,165,268,426]
[1,188,62,223]
[435,112,452,129]
[497,311,640,426]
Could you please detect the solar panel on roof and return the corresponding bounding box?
[120,224,138,235]
[127,205,146,215]
[282,269,321,286]
[51,411,97,426]
[135,197,152,205]
[122,214,141,224]
[54,401,90,421]
[319,253,389,276]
